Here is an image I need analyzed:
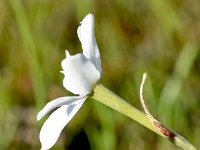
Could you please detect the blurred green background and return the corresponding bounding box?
[0,0,200,149]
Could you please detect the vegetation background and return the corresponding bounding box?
[0,0,200,149]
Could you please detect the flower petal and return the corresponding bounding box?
[39,99,85,150]
[37,95,87,121]
[77,13,101,73]
[61,52,100,95]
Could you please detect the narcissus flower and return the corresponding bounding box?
[37,13,101,150]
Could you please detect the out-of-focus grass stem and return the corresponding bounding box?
[9,0,45,109]
[159,42,199,124]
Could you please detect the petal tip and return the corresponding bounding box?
[87,13,94,18]
[65,50,70,58]
[82,13,94,25]
[60,71,64,74]
[37,113,42,121]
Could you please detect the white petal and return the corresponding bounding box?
[77,13,101,73]
[61,52,100,95]
[37,95,87,121]
[39,99,85,150]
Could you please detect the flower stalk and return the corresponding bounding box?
[92,83,162,136]
[92,83,197,150]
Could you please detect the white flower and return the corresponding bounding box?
[37,14,101,150]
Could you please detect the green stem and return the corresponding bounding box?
[92,84,197,150]
[92,84,164,136]
[9,0,45,109]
